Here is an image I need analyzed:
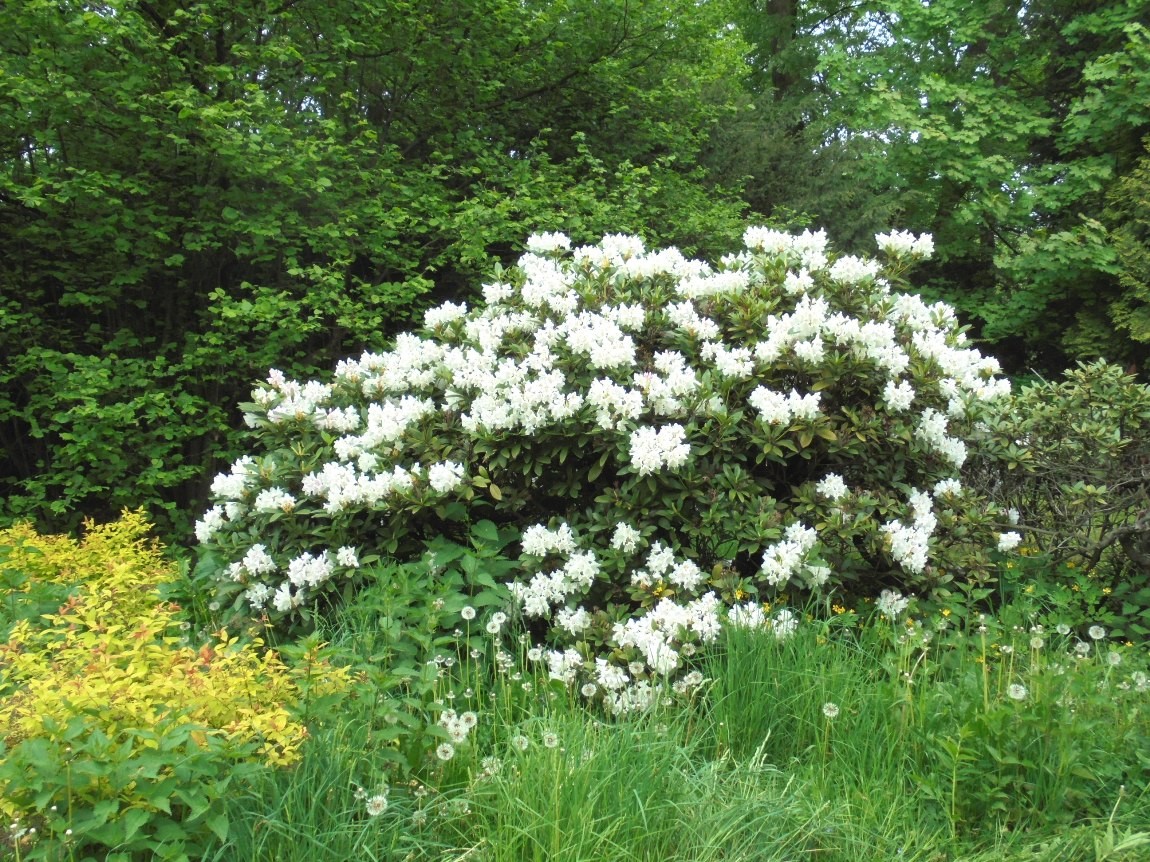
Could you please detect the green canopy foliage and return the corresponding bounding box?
[714,0,1150,373]
[0,0,749,535]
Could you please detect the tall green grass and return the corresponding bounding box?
[201,597,1150,862]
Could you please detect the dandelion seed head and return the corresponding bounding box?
[366,794,388,816]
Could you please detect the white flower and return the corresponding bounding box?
[436,743,455,761]
[1088,625,1106,641]
[883,379,915,412]
[772,608,799,640]
[461,606,476,621]
[997,532,1022,552]
[727,601,766,629]
[526,232,572,254]
[245,583,272,610]
[424,301,468,328]
[557,606,590,634]
[828,255,880,284]
[365,794,388,816]
[1007,684,1028,701]
[875,230,933,258]
[272,582,301,613]
[875,229,918,256]
[669,559,704,592]
[815,473,849,501]
[1106,651,1122,667]
[822,702,840,719]
[628,424,691,476]
[428,461,464,494]
[285,551,334,589]
[876,589,910,621]
[542,731,560,749]
[932,478,962,498]
[336,546,360,568]
[743,226,791,254]
[611,523,642,554]
[195,506,226,543]
[242,543,277,576]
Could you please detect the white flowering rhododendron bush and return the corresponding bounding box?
[195,227,1020,710]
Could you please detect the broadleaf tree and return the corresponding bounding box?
[0,0,750,537]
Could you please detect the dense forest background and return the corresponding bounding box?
[2,0,1149,538]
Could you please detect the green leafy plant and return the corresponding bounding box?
[0,513,337,860]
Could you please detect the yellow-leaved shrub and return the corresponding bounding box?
[0,512,344,837]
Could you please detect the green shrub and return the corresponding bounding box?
[981,360,1150,564]
[194,227,1018,708]
[975,360,1150,637]
[0,513,341,860]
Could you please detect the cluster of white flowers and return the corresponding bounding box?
[254,487,296,514]
[815,473,850,501]
[881,489,937,574]
[828,255,881,285]
[629,542,705,591]
[424,301,468,328]
[332,397,434,461]
[194,505,227,543]
[727,602,801,639]
[876,588,911,620]
[743,227,829,270]
[526,231,573,254]
[883,379,916,412]
[760,522,818,587]
[678,268,752,299]
[511,540,600,618]
[428,461,465,493]
[612,593,722,675]
[916,407,969,468]
[628,424,691,475]
[299,461,418,514]
[521,523,578,557]
[209,455,258,500]
[748,386,822,425]
[610,522,642,554]
[875,230,935,258]
[666,300,721,340]
[997,531,1022,552]
[932,478,963,498]
[701,340,755,379]
[438,708,479,746]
